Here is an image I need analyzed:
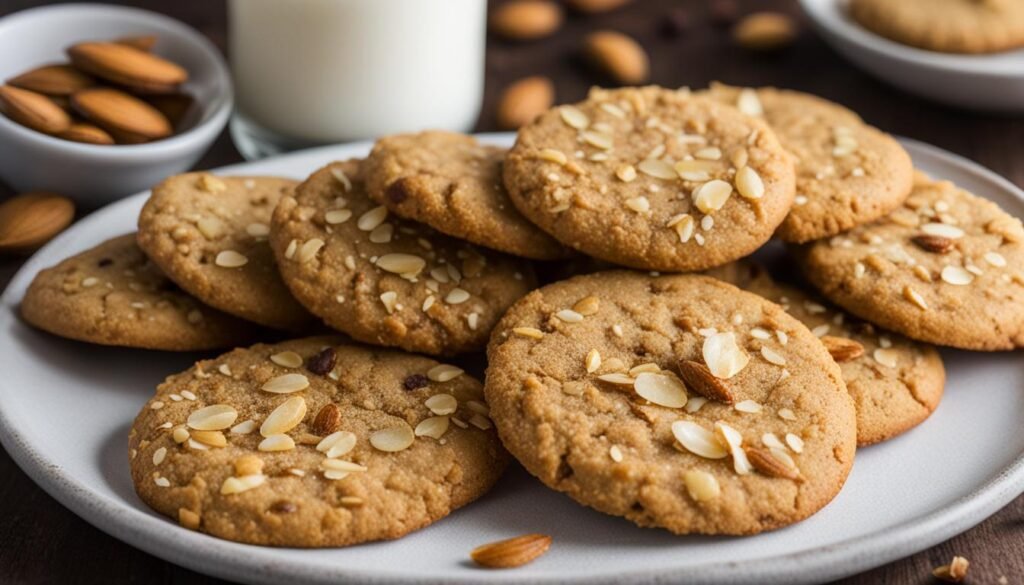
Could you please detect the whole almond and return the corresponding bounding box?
[490,1,563,41]
[912,234,954,254]
[820,336,865,362]
[0,85,71,134]
[72,87,172,139]
[0,192,75,252]
[114,35,158,52]
[7,64,95,96]
[146,93,194,129]
[497,76,554,130]
[583,31,649,85]
[745,446,800,480]
[471,534,552,569]
[310,403,342,436]
[67,42,187,93]
[677,359,735,404]
[566,0,633,13]
[733,12,798,51]
[58,122,115,145]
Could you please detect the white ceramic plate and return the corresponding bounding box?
[800,0,1024,113]
[1,134,1023,585]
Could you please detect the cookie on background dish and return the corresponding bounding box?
[21,234,256,350]
[129,337,508,547]
[503,86,796,272]
[850,0,1024,54]
[706,261,945,446]
[364,131,569,260]
[798,171,1024,351]
[485,271,856,535]
[137,173,313,331]
[270,160,536,357]
[701,84,914,244]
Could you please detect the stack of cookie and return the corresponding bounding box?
[19,83,1024,550]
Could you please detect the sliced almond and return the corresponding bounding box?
[0,85,71,134]
[67,42,188,93]
[745,446,799,479]
[676,360,735,404]
[470,534,552,569]
[369,423,415,452]
[821,336,864,362]
[260,396,307,437]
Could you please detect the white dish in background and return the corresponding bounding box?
[800,0,1024,113]
[1,134,1023,585]
[0,3,232,206]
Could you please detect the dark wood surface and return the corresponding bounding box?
[1,1,1022,583]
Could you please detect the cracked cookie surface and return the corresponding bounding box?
[21,234,256,350]
[707,261,944,446]
[503,86,796,272]
[129,337,508,547]
[364,131,568,260]
[270,160,536,356]
[484,271,856,535]
[138,173,312,330]
[798,172,1024,350]
[701,84,913,243]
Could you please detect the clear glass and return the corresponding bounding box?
[228,0,487,159]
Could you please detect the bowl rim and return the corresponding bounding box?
[799,0,1024,78]
[0,2,234,159]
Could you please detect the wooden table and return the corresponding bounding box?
[1,1,1022,583]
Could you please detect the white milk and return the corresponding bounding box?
[229,0,486,147]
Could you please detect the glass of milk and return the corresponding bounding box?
[228,0,487,159]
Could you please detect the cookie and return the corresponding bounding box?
[798,171,1024,350]
[138,173,312,330]
[21,234,255,350]
[850,0,1024,54]
[503,86,796,272]
[701,84,914,244]
[707,262,944,446]
[270,160,536,356]
[129,337,507,546]
[485,271,856,535]
[364,131,568,260]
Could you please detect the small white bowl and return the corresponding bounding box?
[800,0,1024,113]
[0,3,232,206]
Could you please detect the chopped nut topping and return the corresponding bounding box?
[684,469,721,502]
[513,327,544,340]
[214,250,247,268]
[933,556,969,583]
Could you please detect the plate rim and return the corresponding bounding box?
[1,134,1023,585]
[799,0,1024,78]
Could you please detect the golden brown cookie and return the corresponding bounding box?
[798,172,1024,350]
[21,234,256,350]
[503,86,796,272]
[364,131,568,260]
[701,84,914,243]
[850,0,1024,54]
[485,271,856,535]
[138,173,313,330]
[129,337,507,546]
[270,160,536,356]
[707,262,945,446]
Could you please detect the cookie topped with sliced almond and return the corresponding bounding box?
[484,270,856,535]
[798,171,1024,351]
[138,173,313,330]
[269,159,537,356]
[129,337,508,546]
[707,261,945,446]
